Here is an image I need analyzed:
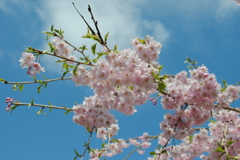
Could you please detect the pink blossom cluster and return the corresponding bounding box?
[147,65,240,159]
[218,85,240,110]
[155,111,240,160]
[19,52,45,75]
[52,38,77,64]
[96,124,119,140]
[89,139,130,160]
[157,65,221,140]
[90,132,152,159]
[72,104,117,129]
[72,36,161,127]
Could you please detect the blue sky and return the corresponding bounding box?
[0,0,239,160]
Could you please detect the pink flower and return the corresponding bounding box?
[19,52,35,68]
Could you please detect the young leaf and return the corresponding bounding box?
[210,119,216,123]
[30,76,37,81]
[150,152,156,155]
[64,109,71,115]
[114,45,118,51]
[44,82,48,88]
[101,142,106,148]
[61,71,69,78]
[104,32,109,44]
[73,148,80,157]
[158,81,166,93]
[41,74,48,80]
[91,43,97,55]
[62,62,69,71]
[10,105,18,113]
[138,38,146,44]
[0,78,6,83]
[73,66,78,76]
[50,25,54,31]
[37,83,43,94]
[215,147,224,152]
[18,84,24,92]
[36,109,42,115]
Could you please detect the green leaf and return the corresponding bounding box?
[30,76,37,81]
[44,82,48,88]
[42,50,49,54]
[158,65,164,73]
[114,45,118,51]
[54,29,59,34]
[10,105,18,113]
[61,71,69,78]
[188,135,193,143]
[215,147,224,152]
[160,149,167,154]
[158,81,166,93]
[64,109,71,115]
[37,83,43,94]
[30,98,34,104]
[221,79,228,92]
[73,66,78,76]
[62,62,69,71]
[138,38,146,44]
[18,84,24,92]
[92,59,98,63]
[41,75,48,80]
[48,42,55,52]
[36,109,42,115]
[150,152,156,155]
[104,32,109,44]
[28,99,34,108]
[0,78,6,83]
[210,119,216,123]
[91,43,97,55]
[73,148,80,156]
[50,25,54,31]
[233,157,240,159]
[110,138,119,143]
[226,140,234,147]
[73,157,78,160]
[56,60,65,63]
[98,152,102,159]
[78,45,88,51]
[101,142,106,148]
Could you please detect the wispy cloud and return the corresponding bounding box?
[0,0,30,15]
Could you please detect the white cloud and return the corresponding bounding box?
[36,0,170,73]
[0,0,30,15]
[216,0,240,21]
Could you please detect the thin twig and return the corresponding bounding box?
[223,106,240,114]
[4,77,71,85]
[13,102,73,111]
[80,127,95,160]
[88,5,104,44]
[32,48,93,66]
[53,32,90,62]
[72,2,96,36]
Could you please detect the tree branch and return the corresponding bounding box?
[13,102,73,111]
[4,77,71,85]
